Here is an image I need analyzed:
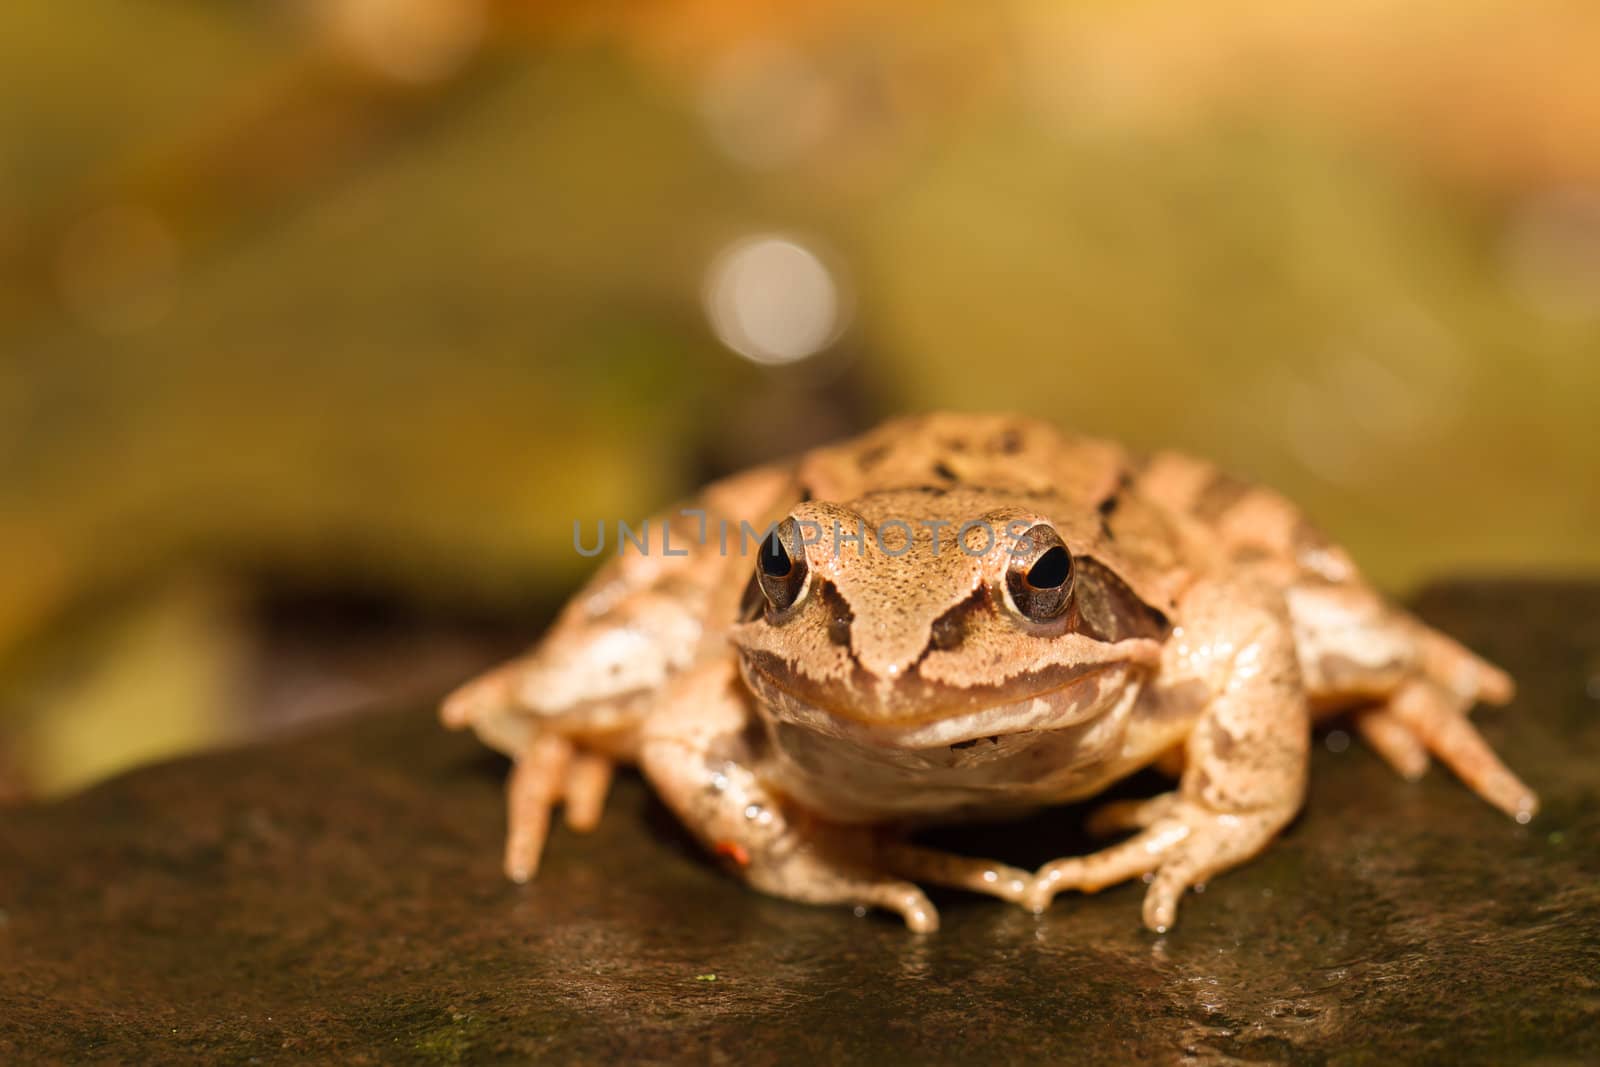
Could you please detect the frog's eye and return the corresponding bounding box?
[1004,524,1074,623]
[755,518,809,614]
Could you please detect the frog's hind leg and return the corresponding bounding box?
[1289,583,1536,822]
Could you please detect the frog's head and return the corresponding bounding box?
[729,489,1171,752]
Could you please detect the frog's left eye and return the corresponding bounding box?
[754,518,809,614]
[1004,524,1074,623]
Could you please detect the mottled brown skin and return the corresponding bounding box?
[442,414,1536,932]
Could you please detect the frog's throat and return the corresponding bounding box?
[740,659,1141,751]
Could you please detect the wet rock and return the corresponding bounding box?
[2,582,1598,1063]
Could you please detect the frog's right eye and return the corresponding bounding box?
[755,518,809,614]
[1004,523,1075,623]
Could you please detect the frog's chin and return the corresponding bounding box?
[742,660,1141,752]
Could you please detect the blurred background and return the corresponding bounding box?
[2,0,1597,801]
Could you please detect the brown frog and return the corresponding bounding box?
[443,413,1535,932]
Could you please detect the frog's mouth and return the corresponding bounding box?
[740,656,1142,752]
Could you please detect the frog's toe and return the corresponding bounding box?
[1388,678,1539,823]
[1024,822,1179,913]
[746,856,942,933]
[504,733,574,883]
[1417,626,1515,706]
[878,841,1031,904]
[1141,863,1196,933]
[561,750,614,831]
[865,882,940,934]
[1352,706,1431,781]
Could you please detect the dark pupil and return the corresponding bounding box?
[1027,546,1071,589]
[760,531,792,577]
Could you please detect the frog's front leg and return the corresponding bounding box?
[1024,581,1309,932]
[640,659,944,932]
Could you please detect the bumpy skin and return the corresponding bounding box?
[442,413,1535,933]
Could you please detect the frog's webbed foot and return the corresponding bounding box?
[1024,794,1292,932]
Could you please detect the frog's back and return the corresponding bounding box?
[795,412,1132,511]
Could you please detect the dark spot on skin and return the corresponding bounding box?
[858,444,889,470]
[924,590,986,661]
[993,429,1023,454]
[1096,494,1120,541]
[1096,471,1131,537]
[1071,557,1171,643]
[820,582,854,648]
[1192,471,1254,522]
[797,486,815,504]
[942,437,969,453]
[930,609,966,651]
[932,461,958,482]
[1136,679,1210,723]
[1212,727,1240,758]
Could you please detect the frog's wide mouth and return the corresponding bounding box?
[740,656,1139,751]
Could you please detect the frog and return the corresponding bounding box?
[442,413,1535,933]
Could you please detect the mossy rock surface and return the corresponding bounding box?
[2,582,1597,1064]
